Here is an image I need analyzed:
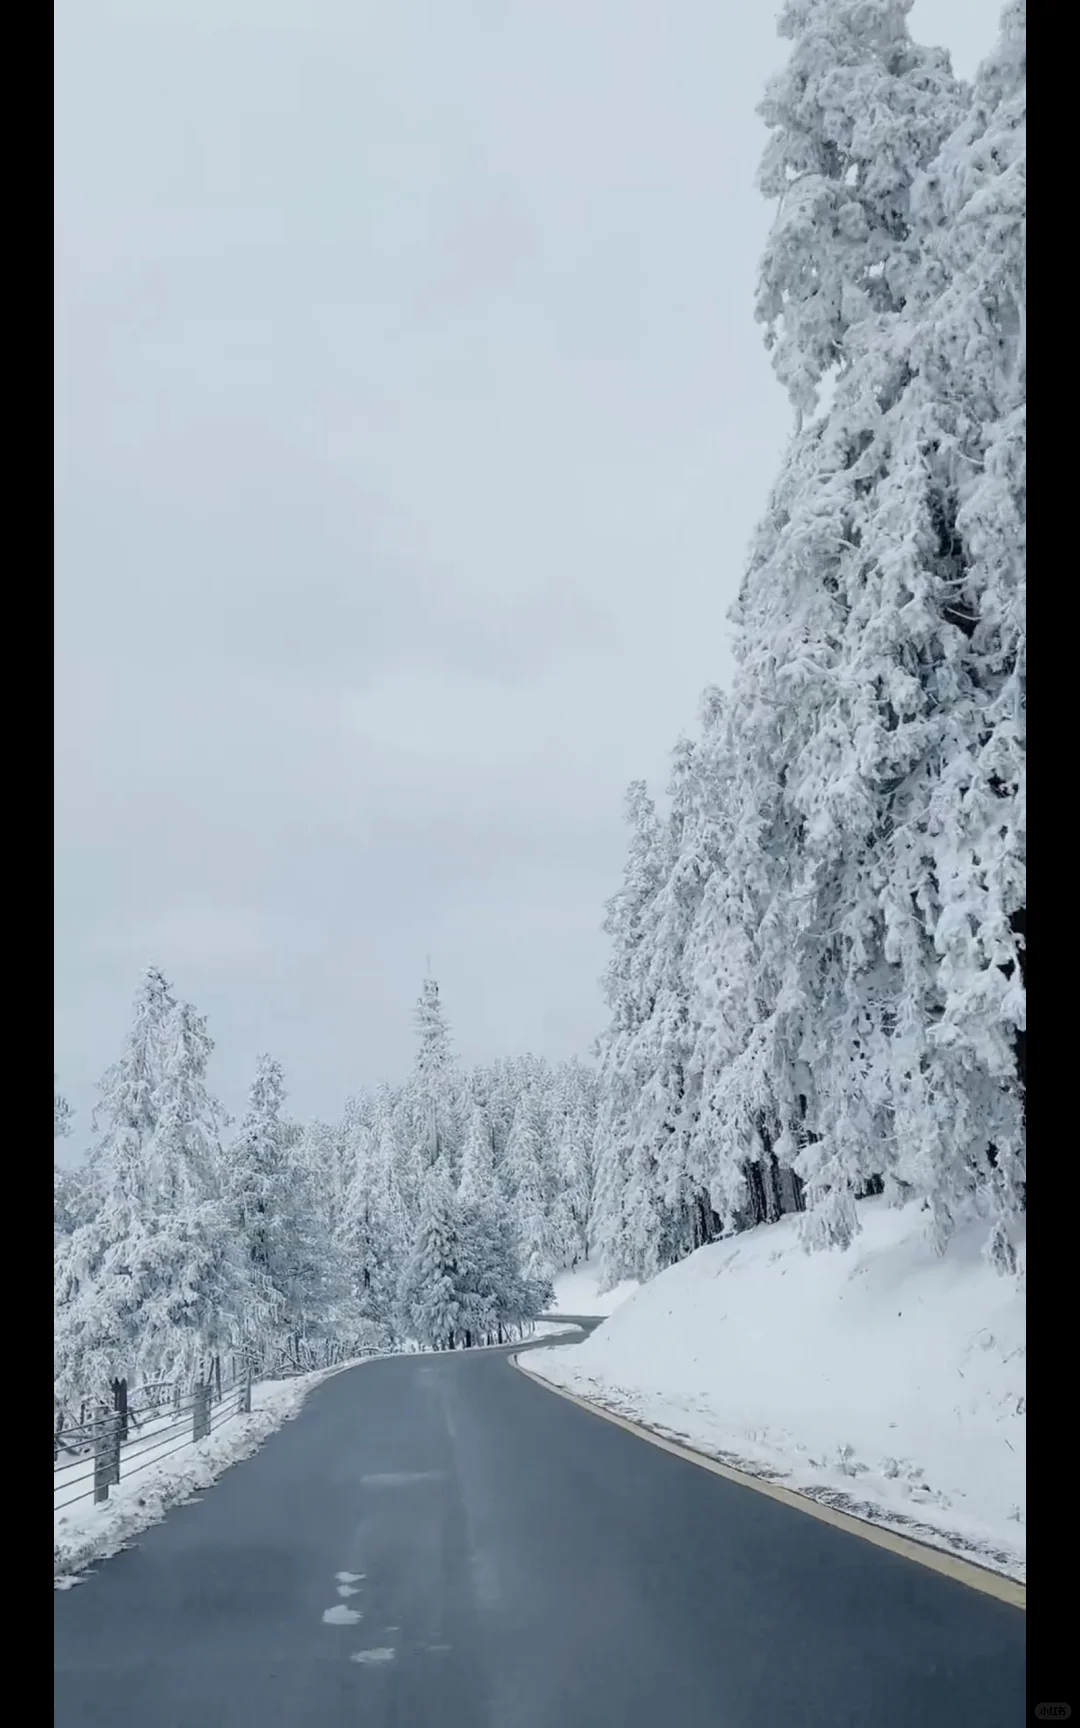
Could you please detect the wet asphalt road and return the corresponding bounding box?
[54,1318,1024,1727]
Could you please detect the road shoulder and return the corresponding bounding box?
[510,1351,1026,1612]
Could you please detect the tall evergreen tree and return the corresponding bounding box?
[413,973,457,1169]
[55,973,245,1403]
[591,783,669,1285]
[397,1169,465,1351]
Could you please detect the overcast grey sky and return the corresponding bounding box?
[54,0,1001,1147]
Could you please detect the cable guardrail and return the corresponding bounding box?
[54,1371,254,1512]
[54,1342,370,1515]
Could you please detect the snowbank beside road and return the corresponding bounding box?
[528,1199,1025,1580]
[54,1364,356,1585]
[550,1261,639,1316]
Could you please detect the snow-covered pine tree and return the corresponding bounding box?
[369,1081,414,1260]
[84,965,176,1203]
[413,973,459,1172]
[458,1098,499,1213]
[224,1055,301,1365]
[278,1119,354,1364]
[590,782,669,1286]
[507,1080,560,1287]
[55,973,247,1404]
[151,999,230,1212]
[672,688,764,1243]
[863,0,1026,1252]
[614,737,721,1276]
[397,1168,465,1350]
[703,0,975,1251]
[755,0,965,424]
[337,1107,400,1348]
[551,1065,596,1270]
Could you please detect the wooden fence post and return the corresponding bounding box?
[192,1381,211,1443]
[241,1366,252,1414]
[94,1411,121,1503]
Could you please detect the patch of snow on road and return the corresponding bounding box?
[550,1261,639,1317]
[323,1603,362,1625]
[54,1362,364,1585]
[528,1200,1025,1581]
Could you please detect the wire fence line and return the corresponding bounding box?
[53,1375,250,1512]
[53,1342,358,1514]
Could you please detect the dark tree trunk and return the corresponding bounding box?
[745,1160,767,1227]
[112,1377,129,1443]
[763,1151,783,1223]
[691,1191,722,1249]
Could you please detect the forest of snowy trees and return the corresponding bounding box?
[590,0,1025,1285]
[54,969,595,1409]
[54,0,1025,1413]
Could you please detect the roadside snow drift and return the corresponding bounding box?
[528,1199,1025,1580]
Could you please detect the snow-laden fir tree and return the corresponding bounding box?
[458,1098,500,1214]
[590,782,670,1285]
[369,1081,414,1259]
[397,1167,465,1350]
[507,1081,561,1287]
[84,965,176,1205]
[755,0,965,423]
[890,0,1026,1256]
[224,1055,316,1366]
[551,1063,596,1270]
[54,970,248,1407]
[336,1109,400,1348]
[152,999,231,1213]
[587,0,1023,1274]
[413,972,458,1170]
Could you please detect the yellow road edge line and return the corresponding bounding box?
[509,1353,1025,1612]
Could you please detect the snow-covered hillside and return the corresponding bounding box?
[528,1199,1025,1580]
[550,1261,639,1317]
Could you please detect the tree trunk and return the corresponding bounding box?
[745,1161,767,1227]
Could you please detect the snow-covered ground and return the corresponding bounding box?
[528,1200,1025,1581]
[549,1260,640,1316]
[54,1363,360,1585]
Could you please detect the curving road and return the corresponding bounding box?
[54,1319,1025,1727]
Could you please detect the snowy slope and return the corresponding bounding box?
[529,1199,1025,1580]
[550,1261,639,1316]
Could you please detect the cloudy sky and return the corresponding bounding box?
[54,0,1001,1147]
